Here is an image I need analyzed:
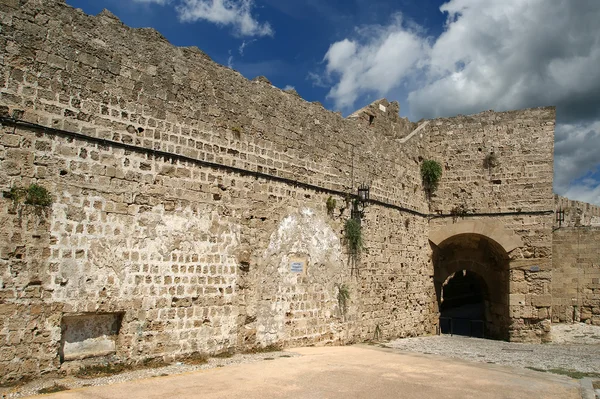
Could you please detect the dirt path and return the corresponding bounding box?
[20,346,581,399]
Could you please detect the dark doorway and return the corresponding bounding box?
[432,233,510,340]
[439,270,486,337]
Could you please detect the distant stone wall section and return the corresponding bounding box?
[552,196,600,325]
[552,228,600,325]
[555,195,600,227]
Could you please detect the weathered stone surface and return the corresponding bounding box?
[0,0,596,385]
[552,197,600,326]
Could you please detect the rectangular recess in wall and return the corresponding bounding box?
[60,312,124,362]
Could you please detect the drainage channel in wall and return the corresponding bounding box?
[60,312,124,362]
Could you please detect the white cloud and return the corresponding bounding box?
[307,71,329,88]
[177,0,273,37]
[561,180,600,206]
[238,39,256,55]
[323,15,428,109]
[282,85,295,91]
[408,0,600,121]
[554,121,600,204]
[320,0,600,204]
[227,50,234,69]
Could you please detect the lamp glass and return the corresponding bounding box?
[358,184,369,202]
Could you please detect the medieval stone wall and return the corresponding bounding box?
[0,0,437,383]
[425,109,556,342]
[0,122,437,382]
[555,194,600,227]
[0,0,580,385]
[0,0,425,211]
[552,196,600,325]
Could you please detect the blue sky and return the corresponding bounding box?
[65,0,447,118]
[65,0,600,205]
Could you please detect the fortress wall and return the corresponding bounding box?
[425,109,556,341]
[555,194,600,227]
[0,0,425,212]
[552,196,600,325]
[0,122,436,383]
[425,108,555,215]
[552,228,600,325]
[0,0,584,384]
[0,0,436,383]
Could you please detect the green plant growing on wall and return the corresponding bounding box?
[450,203,471,222]
[326,196,336,216]
[6,186,27,205]
[420,160,442,197]
[336,283,350,317]
[344,218,363,255]
[25,184,53,206]
[4,184,52,207]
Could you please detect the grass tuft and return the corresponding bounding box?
[183,352,208,365]
[242,344,282,354]
[528,366,600,379]
[38,384,69,394]
[75,357,169,379]
[546,368,600,379]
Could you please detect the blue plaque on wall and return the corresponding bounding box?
[290,262,304,273]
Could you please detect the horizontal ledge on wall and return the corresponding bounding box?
[430,210,555,219]
[0,117,554,220]
[0,116,429,216]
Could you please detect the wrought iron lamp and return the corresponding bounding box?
[351,183,370,220]
[358,183,370,204]
[556,207,565,227]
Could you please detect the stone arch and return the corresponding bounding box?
[429,220,522,254]
[432,232,511,340]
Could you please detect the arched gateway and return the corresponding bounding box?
[430,221,523,340]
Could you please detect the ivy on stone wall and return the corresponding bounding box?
[344,218,363,255]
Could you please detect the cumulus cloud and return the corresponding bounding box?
[177,0,273,37]
[554,121,600,202]
[323,15,428,109]
[320,0,600,204]
[408,0,600,121]
[561,181,600,206]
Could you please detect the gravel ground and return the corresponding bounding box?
[0,351,300,399]
[385,323,600,374]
